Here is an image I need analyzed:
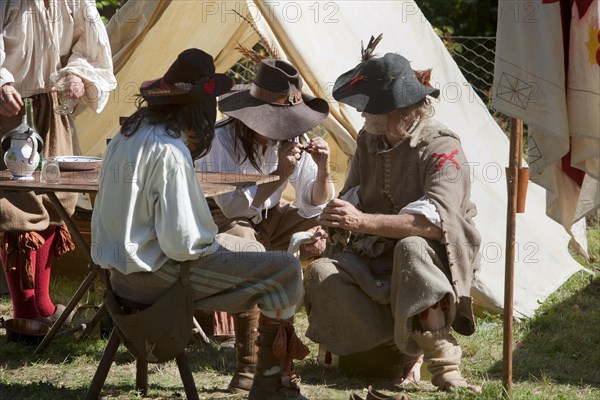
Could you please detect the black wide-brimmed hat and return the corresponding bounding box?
[217,59,329,141]
[140,48,233,106]
[333,52,440,114]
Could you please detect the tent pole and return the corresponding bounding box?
[503,117,523,398]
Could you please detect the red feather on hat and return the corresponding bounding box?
[414,68,434,88]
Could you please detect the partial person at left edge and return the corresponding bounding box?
[0,0,116,324]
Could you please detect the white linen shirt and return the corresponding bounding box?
[0,0,116,112]
[91,122,219,274]
[196,121,334,224]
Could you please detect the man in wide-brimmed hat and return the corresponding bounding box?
[304,44,482,395]
[195,58,333,396]
[198,58,332,250]
[92,49,309,400]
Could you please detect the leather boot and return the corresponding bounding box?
[411,329,480,393]
[227,307,259,393]
[247,314,309,400]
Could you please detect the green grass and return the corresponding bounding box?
[0,214,598,400]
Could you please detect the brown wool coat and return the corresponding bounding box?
[340,118,481,336]
[343,118,481,335]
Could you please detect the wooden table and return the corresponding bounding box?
[0,169,278,352]
[0,170,276,197]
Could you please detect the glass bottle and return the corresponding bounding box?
[23,98,43,171]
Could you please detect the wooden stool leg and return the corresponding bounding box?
[79,302,108,339]
[136,358,148,395]
[84,328,121,400]
[176,352,199,400]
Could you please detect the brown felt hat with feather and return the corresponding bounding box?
[217,59,329,141]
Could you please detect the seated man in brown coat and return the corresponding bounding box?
[305,40,482,394]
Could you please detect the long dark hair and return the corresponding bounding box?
[230,118,266,173]
[121,95,217,159]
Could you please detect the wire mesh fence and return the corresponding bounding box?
[226,55,258,84]
[447,36,496,105]
[440,35,512,134]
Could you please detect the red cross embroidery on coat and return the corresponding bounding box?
[432,149,461,171]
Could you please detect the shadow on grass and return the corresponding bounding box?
[0,381,209,400]
[0,382,82,400]
[298,358,412,391]
[188,338,236,367]
[492,275,600,386]
[0,332,139,368]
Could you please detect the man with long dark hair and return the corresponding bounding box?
[196,58,332,394]
[92,49,309,400]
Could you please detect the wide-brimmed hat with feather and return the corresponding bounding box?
[140,49,233,106]
[333,35,440,114]
[218,59,329,141]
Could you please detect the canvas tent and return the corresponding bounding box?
[74,0,586,318]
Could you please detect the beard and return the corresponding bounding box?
[363,113,389,135]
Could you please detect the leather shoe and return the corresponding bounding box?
[367,385,409,400]
[34,304,74,326]
[349,392,365,400]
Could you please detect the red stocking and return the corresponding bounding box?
[1,244,39,319]
[34,226,57,318]
[0,226,58,319]
[0,251,40,319]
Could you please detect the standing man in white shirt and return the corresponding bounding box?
[0,0,116,325]
[92,49,309,400]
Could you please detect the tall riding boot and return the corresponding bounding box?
[411,329,480,392]
[227,307,259,393]
[248,314,309,400]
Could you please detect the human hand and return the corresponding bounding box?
[299,225,328,259]
[51,74,85,99]
[303,136,330,170]
[0,84,24,117]
[319,198,364,231]
[275,140,303,178]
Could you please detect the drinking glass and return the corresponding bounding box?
[50,72,76,115]
[41,158,61,184]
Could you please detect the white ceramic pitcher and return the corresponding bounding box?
[1,98,44,181]
[2,130,42,181]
